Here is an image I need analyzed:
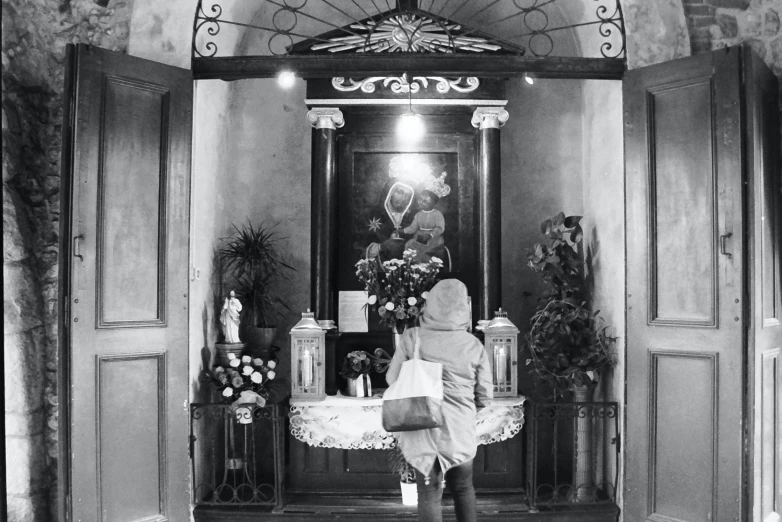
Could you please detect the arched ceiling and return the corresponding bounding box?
[194,0,624,60]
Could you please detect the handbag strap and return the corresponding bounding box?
[412,328,421,360]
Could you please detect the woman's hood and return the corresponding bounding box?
[420,279,471,331]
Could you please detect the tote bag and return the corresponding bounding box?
[382,328,444,432]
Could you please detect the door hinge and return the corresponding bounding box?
[612,433,621,453]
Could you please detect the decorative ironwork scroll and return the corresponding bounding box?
[192,0,626,60]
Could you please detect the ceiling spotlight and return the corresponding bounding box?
[524,74,534,85]
[397,73,425,142]
[277,70,296,89]
[397,112,426,142]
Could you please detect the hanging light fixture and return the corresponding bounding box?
[397,74,425,142]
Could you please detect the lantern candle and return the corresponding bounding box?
[301,347,313,388]
[494,344,508,385]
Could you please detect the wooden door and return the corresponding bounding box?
[61,44,192,522]
[624,48,747,522]
[745,47,782,522]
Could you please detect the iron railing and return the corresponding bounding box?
[190,403,286,509]
[525,401,619,511]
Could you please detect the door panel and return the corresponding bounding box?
[62,44,192,522]
[624,48,745,522]
[745,46,782,522]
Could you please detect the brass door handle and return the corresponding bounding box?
[73,234,84,261]
[720,232,732,259]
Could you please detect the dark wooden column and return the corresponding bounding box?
[308,108,344,320]
[472,107,508,321]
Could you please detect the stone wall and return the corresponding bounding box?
[683,0,781,69]
[2,1,131,519]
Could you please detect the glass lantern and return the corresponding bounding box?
[290,309,326,400]
[483,308,519,397]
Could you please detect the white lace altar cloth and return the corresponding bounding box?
[289,395,525,450]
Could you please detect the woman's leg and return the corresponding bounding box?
[444,459,476,522]
[416,460,444,522]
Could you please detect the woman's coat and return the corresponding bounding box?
[386,279,494,477]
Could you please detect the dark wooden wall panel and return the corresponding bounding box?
[649,351,716,521]
[760,349,779,517]
[98,77,168,327]
[648,80,716,327]
[98,354,166,521]
[303,444,329,474]
[343,450,388,473]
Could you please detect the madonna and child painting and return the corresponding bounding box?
[358,153,459,272]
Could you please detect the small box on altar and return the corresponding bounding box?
[290,309,326,401]
[484,309,519,398]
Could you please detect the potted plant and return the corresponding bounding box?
[218,221,295,358]
[523,212,616,502]
[388,445,417,506]
[339,351,374,397]
[524,212,616,396]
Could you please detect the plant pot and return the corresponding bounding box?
[571,384,597,502]
[215,342,245,368]
[241,326,277,359]
[346,374,372,397]
[400,481,417,506]
[232,390,266,424]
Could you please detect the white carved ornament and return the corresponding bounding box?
[332,76,480,94]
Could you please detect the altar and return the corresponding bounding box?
[289,396,526,450]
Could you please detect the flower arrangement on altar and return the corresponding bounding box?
[339,351,374,380]
[355,249,443,333]
[206,353,288,407]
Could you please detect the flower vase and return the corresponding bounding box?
[400,481,417,505]
[347,374,372,398]
[232,390,266,424]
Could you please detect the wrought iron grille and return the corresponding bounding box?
[193,0,625,59]
[190,403,285,508]
[525,401,619,511]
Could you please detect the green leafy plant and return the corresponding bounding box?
[524,212,616,393]
[218,221,295,328]
[388,445,416,484]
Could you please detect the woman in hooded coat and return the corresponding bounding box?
[386,279,493,522]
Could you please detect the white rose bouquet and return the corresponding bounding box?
[355,249,443,333]
[206,353,288,406]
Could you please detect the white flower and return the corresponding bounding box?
[407,297,417,306]
[267,360,277,369]
[385,301,395,311]
[229,359,241,368]
[430,256,443,265]
[227,353,237,360]
[251,372,263,383]
[253,358,264,366]
[242,365,254,376]
[368,295,377,305]
[241,355,251,364]
[267,370,276,380]
[421,291,429,300]
[222,387,234,397]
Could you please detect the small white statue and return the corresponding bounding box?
[220,291,242,344]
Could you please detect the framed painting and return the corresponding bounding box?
[337,134,477,331]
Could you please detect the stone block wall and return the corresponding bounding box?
[683,0,782,78]
[2,1,131,519]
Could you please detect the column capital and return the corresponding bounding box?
[307,108,345,130]
[471,107,509,130]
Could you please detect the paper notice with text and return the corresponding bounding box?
[338,291,368,332]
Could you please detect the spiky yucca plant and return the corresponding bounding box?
[218,221,295,328]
